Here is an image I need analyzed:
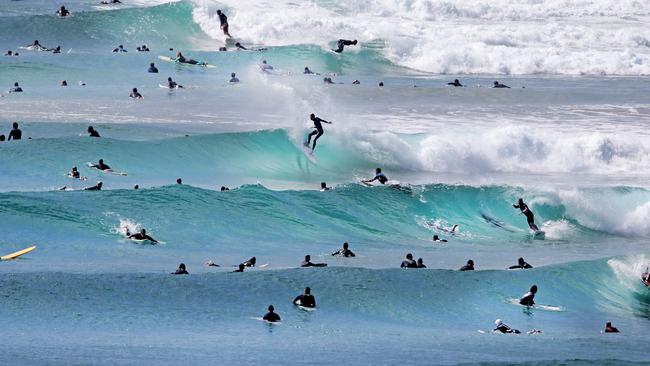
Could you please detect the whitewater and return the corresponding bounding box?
[1,0,649,365]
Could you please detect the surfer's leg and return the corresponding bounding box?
[311,131,324,150]
[306,130,318,145]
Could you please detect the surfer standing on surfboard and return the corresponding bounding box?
[216,10,232,38]
[305,113,332,152]
[513,198,540,231]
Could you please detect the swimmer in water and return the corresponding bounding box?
[172,263,189,275]
[304,67,314,74]
[216,10,232,38]
[56,6,70,17]
[493,81,510,88]
[26,40,48,51]
[130,88,143,99]
[112,45,127,53]
[513,198,539,231]
[259,60,274,73]
[447,79,463,87]
[84,181,102,191]
[89,159,111,171]
[509,257,533,269]
[8,122,22,140]
[332,39,358,53]
[320,182,331,191]
[460,259,474,271]
[519,285,538,306]
[301,255,327,267]
[126,228,158,243]
[331,242,355,257]
[304,113,332,152]
[9,82,23,93]
[432,235,447,243]
[494,319,521,334]
[362,168,388,185]
[167,77,183,89]
[88,126,100,137]
[229,73,239,83]
[401,253,417,268]
[60,80,68,86]
[68,166,80,179]
[417,258,426,268]
[148,63,159,73]
[262,305,281,322]
[604,321,620,333]
[293,287,316,308]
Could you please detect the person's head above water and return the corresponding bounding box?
[375,168,382,174]
[305,255,311,261]
[168,77,172,81]
[530,285,538,293]
[140,229,146,234]
[132,88,138,93]
[217,10,222,15]
[467,259,474,265]
[98,159,104,163]
[262,60,267,64]
[518,257,525,265]
[494,81,500,85]
[14,82,19,87]
[406,253,413,260]
[343,242,349,249]
[176,178,182,184]
[150,62,155,67]
[13,122,18,129]
[268,305,274,312]
[433,235,440,240]
[495,319,503,326]
[179,263,186,270]
[320,182,327,189]
[231,72,236,77]
[34,40,40,45]
[304,287,311,294]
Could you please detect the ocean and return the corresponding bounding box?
[1,0,649,364]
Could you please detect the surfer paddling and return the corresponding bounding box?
[304,113,332,152]
[362,168,388,185]
[126,228,158,243]
[513,198,539,231]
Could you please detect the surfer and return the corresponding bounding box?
[88,126,100,137]
[89,159,111,171]
[26,40,48,51]
[513,198,539,231]
[493,81,510,88]
[332,242,355,257]
[293,287,316,308]
[362,168,388,185]
[56,6,70,17]
[460,259,474,271]
[447,79,463,87]
[176,178,182,184]
[172,263,189,275]
[229,73,240,83]
[112,45,127,53]
[242,257,256,267]
[206,260,220,267]
[84,181,102,190]
[126,228,159,243]
[432,235,447,243]
[68,166,80,179]
[305,113,332,152]
[604,321,619,333]
[9,82,23,93]
[8,122,22,140]
[0,135,4,141]
[51,46,61,54]
[263,305,281,322]
[173,52,205,66]
[401,253,417,268]
[260,60,274,73]
[130,88,143,99]
[304,67,315,74]
[167,77,183,89]
[509,257,533,269]
[642,268,650,286]
[233,263,246,272]
[417,258,427,268]
[332,39,358,53]
[216,10,232,38]
[148,62,159,73]
[320,182,331,191]
[61,80,68,86]
[301,255,327,267]
[494,319,521,334]
[235,42,247,50]
[101,0,122,4]
[519,285,538,306]
[220,186,230,191]
[137,44,149,52]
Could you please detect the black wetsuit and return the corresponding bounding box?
[332,248,355,257]
[173,268,189,275]
[8,128,22,140]
[519,291,535,306]
[447,80,463,87]
[495,324,520,334]
[460,263,474,271]
[84,184,102,191]
[401,259,417,268]
[306,117,329,150]
[89,130,100,137]
[509,262,533,269]
[333,39,356,53]
[301,261,327,267]
[514,202,538,230]
[263,312,281,322]
[293,294,316,308]
[148,66,159,73]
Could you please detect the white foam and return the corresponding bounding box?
[190,0,650,75]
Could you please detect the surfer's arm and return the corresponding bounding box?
[292,296,301,305]
[331,250,340,256]
[145,235,158,243]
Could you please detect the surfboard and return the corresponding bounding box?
[301,145,317,163]
[507,298,563,312]
[297,305,316,312]
[253,317,281,324]
[533,230,546,240]
[86,162,127,176]
[1,245,36,260]
[157,55,216,68]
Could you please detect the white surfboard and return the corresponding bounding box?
[157,55,216,68]
[507,298,563,312]
[86,162,127,176]
[301,145,317,163]
[533,230,546,240]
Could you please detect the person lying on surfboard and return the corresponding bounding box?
[84,181,102,191]
[509,257,533,269]
[362,168,388,185]
[513,198,540,231]
[301,255,327,267]
[173,52,207,66]
[25,40,48,51]
[242,257,256,267]
[332,39,357,53]
[494,319,521,334]
[126,228,158,243]
[89,159,111,171]
[305,113,332,152]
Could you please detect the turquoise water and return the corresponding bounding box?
[2,1,650,364]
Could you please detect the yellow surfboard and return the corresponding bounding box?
[1,245,36,260]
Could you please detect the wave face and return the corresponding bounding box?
[191,0,650,75]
